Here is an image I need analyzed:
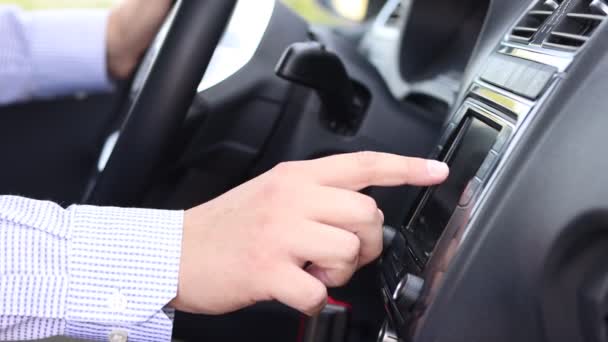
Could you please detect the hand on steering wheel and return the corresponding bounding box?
[87,1,238,206]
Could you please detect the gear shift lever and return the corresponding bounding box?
[275,42,360,130]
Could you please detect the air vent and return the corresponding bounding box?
[509,0,563,42]
[544,0,608,51]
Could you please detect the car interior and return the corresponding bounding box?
[2,0,608,341]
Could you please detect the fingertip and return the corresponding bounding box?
[426,160,449,180]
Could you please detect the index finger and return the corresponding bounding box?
[300,152,449,190]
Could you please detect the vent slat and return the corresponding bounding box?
[543,0,606,51]
[567,12,606,21]
[509,0,606,50]
[529,10,554,16]
[510,36,534,43]
[550,31,590,41]
[508,0,558,42]
[513,26,540,32]
[543,41,580,50]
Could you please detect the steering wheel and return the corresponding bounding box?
[85,1,237,207]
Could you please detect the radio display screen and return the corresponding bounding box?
[408,117,500,257]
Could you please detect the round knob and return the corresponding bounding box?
[377,321,399,342]
[382,225,397,250]
[393,273,424,312]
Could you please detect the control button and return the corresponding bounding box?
[381,225,407,280]
[393,273,424,313]
[504,61,528,91]
[108,330,128,342]
[524,63,555,99]
[481,54,513,87]
[513,64,540,98]
[382,225,397,250]
[476,151,499,181]
[481,53,556,99]
[458,178,482,207]
[377,321,398,342]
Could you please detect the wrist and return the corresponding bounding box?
[105,0,173,80]
[169,208,197,313]
[106,8,137,80]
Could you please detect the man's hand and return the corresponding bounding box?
[171,152,449,316]
[106,0,173,79]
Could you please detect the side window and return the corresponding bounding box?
[281,0,388,25]
[281,0,350,25]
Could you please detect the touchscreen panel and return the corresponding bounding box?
[409,117,500,256]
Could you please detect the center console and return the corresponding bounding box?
[379,97,517,339]
[374,0,602,339]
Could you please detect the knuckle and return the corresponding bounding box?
[358,231,383,267]
[370,231,383,261]
[331,267,356,287]
[271,161,298,178]
[304,282,328,313]
[356,195,379,219]
[342,233,361,264]
[360,223,383,265]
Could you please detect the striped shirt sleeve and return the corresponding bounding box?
[0,196,184,341]
[0,5,113,106]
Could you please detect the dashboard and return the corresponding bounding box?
[86,0,608,340]
[373,0,608,341]
[170,2,608,340]
[0,0,604,340]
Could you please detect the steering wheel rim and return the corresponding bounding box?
[85,0,237,207]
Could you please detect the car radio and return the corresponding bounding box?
[378,98,515,338]
[406,102,512,266]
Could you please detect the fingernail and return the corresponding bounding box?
[427,160,449,178]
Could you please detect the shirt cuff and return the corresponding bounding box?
[21,9,114,98]
[65,205,183,342]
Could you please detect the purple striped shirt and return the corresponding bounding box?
[0,6,113,104]
[0,197,183,342]
[0,6,184,342]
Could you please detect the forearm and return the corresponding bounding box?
[0,6,113,105]
[0,2,172,106]
[0,196,183,341]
